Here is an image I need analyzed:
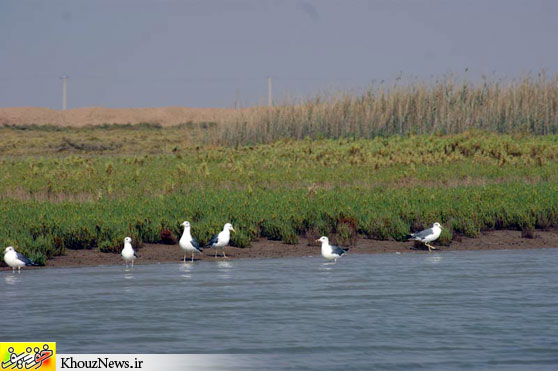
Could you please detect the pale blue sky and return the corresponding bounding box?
[1,0,556,108]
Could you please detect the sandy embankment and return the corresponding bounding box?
[0,106,254,127]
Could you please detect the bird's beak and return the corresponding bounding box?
[231,228,236,233]
[315,239,320,243]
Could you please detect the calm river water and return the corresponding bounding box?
[2,249,558,370]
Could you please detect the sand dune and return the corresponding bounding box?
[0,106,250,127]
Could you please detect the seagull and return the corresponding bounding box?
[207,223,235,258]
[3,246,38,273]
[121,237,136,268]
[179,221,202,262]
[408,222,442,252]
[316,236,349,262]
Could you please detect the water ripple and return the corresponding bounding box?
[1,249,557,370]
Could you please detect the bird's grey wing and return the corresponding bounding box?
[412,228,434,239]
[16,252,33,265]
[331,245,347,256]
[191,237,202,251]
[207,234,219,247]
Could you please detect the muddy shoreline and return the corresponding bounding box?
[2,229,557,270]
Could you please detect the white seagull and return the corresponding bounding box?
[121,237,136,268]
[179,221,203,262]
[207,223,235,258]
[316,236,349,262]
[3,246,37,273]
[409,222,442,252]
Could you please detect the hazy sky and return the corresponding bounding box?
[1,0,557,109]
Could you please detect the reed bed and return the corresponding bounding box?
[3,74,558,148]
[219,74,558,145]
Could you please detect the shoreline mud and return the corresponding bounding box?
[2,229,557,270]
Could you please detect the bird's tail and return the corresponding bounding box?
[27,259,42,266]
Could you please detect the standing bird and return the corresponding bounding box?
[316,236,349,262]
[121,237,136,268]
[408,222,442,252]
[3,246,38,273]
[207,223,235,258]
[179,221,202,262]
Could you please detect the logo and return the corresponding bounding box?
[1,343,55,370]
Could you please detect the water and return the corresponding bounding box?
[2,249,558,370]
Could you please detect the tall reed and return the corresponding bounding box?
[219,73,558,145]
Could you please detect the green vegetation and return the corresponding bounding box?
[1,127,558,264]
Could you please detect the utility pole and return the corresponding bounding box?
[267,76,272,107]
[234,88,240,109]
[60,75,69,111]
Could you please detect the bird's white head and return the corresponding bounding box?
[4,246,14,254]
[182,221,190,228]
[124,237,132,244]
[315,236,329,244]
[224,223,235,233]
[433,222,441,229]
